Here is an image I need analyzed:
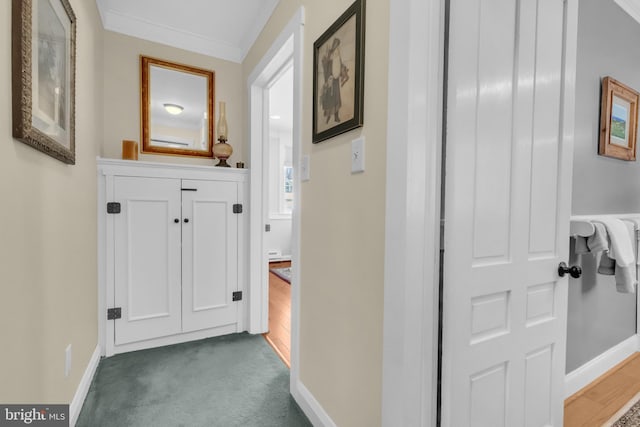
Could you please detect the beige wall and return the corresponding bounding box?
[102,31,244,166]
[244,1,389,425]
[0,0,103,403]
[0,0,389,417]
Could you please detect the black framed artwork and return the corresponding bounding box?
[312,0,366,143]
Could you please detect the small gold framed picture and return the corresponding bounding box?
[599,76,639,161]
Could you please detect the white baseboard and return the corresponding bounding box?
[565,335,639,398]
[107,324,239,357]
[268,255,292,262]
[292,379,337,427]
[70,345,101,427]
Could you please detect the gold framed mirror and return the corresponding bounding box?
[141,56,215,158]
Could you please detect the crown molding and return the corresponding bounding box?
[96,0,243,63]
[95,0,281,63]
[615,0,640,25]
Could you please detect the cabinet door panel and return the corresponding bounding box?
[114,177,182,345]
[182,179,238,332]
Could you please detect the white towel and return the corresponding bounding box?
[615,263,637,293]
[599,219,637,293]
[587,223,609,253]
[621,217,640,265]
[598,219,635,267]
[574,236,589,254]
[598,252,615,275]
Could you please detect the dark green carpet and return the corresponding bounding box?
[77,333,311,427]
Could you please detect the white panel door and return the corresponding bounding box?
[114,177,182,345]
[181,179,238,333]
[441,0,576,426]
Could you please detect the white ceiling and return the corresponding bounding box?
[95,0,280,63]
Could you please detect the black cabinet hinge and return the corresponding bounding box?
[107,307,122,320]
[232,291,243,302]
[107,202,121,214]
[233,204,243,214]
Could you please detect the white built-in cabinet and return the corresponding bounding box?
[98,159,248,356]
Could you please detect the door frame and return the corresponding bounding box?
[381,0,580,425]
[247,5,304,391]
[381,0,445,425]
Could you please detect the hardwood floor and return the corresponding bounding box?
[263,261,291,367]
[565,352,640,426]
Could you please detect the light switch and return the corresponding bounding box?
[351,137,365,173]
[301,155,310,181]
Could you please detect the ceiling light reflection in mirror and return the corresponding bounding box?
[150,66,206,149]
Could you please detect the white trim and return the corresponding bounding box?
[288,8,304,400]
[95,0,280,63]
[614,0,640,25]
[247,8,302,335]
[69,345,100,427]
[97,165,106,357]
[247,5,309,419]
[381,0,444,425]
[291,380,337,427]
[565,335,640,398]
[248,80,269,334]
[269,213,293,221]
[97,7,242,63]
[556,0,580,416]
[107,324,239,357]
[97,157,249,179]
[247,26,296,337]
[268,255,292,263]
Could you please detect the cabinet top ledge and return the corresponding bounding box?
[97,157,249,180]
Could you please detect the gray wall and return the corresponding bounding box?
[567,0,640,373]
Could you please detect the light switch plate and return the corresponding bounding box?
[351,137,365,173]
[301,155,310,181]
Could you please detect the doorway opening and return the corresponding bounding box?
[263,63,294,366]
[247,7,303,393]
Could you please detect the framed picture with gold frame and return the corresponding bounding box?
[12,0,77,164]
[599,76,639,161]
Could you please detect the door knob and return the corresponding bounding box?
[184,218,189,223]
[174,218,180,223]
[558,262,582,278]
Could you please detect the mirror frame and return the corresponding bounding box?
[140,55,215,158]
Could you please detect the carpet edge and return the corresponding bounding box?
[602,390,640,427]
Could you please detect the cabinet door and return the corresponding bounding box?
[114,177,182,345]
[181,179,238,333]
